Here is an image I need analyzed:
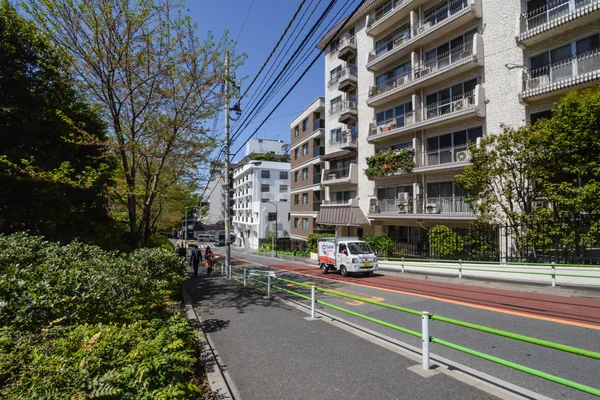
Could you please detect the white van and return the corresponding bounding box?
[197,233,215,242]
[317,237,378,277]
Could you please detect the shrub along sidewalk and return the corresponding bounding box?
[0,232,205,399]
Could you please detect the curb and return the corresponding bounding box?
[181,287,240,400]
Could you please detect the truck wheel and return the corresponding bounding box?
[340,265,348,277]
[363,272,372,277]
[320,264,328,274]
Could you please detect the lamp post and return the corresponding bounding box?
[262,199,278,256]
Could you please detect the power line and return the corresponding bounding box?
[235,0,256,42]
[232,0,368,159]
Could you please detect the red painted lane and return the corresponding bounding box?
[226,255,600,327]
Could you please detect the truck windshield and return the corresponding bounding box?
[347,242,372,255]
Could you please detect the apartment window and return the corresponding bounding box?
[302,193,309,205]
[375,23,410,57]
[376,101,412,128]
[375,61,411,92]
[267,212,277,222]
[330,190,356,204]
[294,126,300,137]
[330,96,342,113]
[423,0,468,27]
[302,168,308,180]
[294,194,299,205]
[279,185,288,192]
[294,218,299,228]
[261,184,270,193]
[294,148,299,160]
[302,218,309,230]
[425,78,477,118]
[424,30,476,71]
[330,127,342,143]
[329,66,342,85]
[261,170,270,178]
[279,171,288,179]
[530,110,552,125]
[426,126,482,165]
[302,143,309,156]
[330,38,340,53]
[302,118,309,131]
[529,33,600,79]
[294,171,299,182]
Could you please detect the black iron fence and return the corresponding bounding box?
[258,238,308,252]
[388,217,600,264]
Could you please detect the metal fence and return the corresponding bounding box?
[389,217,600,264]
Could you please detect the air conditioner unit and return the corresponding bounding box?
[396,75,406,86]
[454,100,464,111]
[426,204,440,214]
[329,173,338,180]
[397,192,409,203]
[369,198,380,213]
[456,150,470,163]
[419,67,430,77]
[398,203,409,213]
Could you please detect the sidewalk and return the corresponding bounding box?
[183,272,513,400]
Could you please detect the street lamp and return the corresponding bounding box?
[262,199,278,256]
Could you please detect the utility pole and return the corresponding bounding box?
[184,209,188,243]
[224,51,232,279]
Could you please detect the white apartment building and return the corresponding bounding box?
[231,139,291,249]
[316,0,600,254]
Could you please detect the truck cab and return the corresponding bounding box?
[317,237,378,277]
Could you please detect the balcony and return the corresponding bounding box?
[338,66,358,92]
[313,174,322,185]
[368,85,486,143]
[520,49,600,102]
[338,35,357,61]
[518,0,600,46]
[366,0,429,37]
[313,119,325,131]
[414,145,473,172]
[366,0,482,72]
[367,34,483,107]
[338,100,358,124]
[370,196,475,219]
[321,163,358,186]
[312,146,325,158]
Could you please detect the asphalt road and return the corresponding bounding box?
[220,250,600,400]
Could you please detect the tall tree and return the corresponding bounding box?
[0,0,113,243]
[26,0,243,247]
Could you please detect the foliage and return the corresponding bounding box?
[294,250,311,257]
[307,233,335,253]
[363,233,394,257]
[251,152,288,162]
[0,1,115,244]
[282,230,289,237]
[365,148,415,177]
[429,225,464,259]
[26,0,245,248]
[0,317,202,399]
[465,228,499,261]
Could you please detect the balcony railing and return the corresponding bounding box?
[369,112,414,136]
[369,71,412,97]
[339,65,358,80]
[329,101,343,115]
[367,0,413,29]
[425,196,472,214]
[415,146,471,168]
[324,166,350,180]
[339,100,357,114]
[368,31,411,60]
[418,0,469,36]
[375,196,473,215]
[313,174,322,185]
[322,163,358,185]
[313,119,325,130]
[426,90,475,119]
[313,147,325,157]
[419,41,473,76]
[523,0,593,31]
[338,35,357,60]
[328,74,341,87]
[523,48,600,93]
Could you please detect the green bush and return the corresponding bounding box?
[363,233,394,257]
[429,225,464,259]
[307,233,335,253]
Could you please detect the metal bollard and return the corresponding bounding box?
[551,262,556,287]
[311,285,316,319]
[422,311,430,370]
[243,268,247,286]
[401,257,405,273]
[267,275,271,298]
[458,259,463,278]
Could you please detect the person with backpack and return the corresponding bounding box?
[189,247,202,277]
[205,246,214,277]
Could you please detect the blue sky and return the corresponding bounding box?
[186,0,352,164]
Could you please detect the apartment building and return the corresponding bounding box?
[289,97,335,245]
[316,0,600,254]
[231,139,291,249]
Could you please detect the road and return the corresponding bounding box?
[218,250,600,400]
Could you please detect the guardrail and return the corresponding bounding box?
[231,265,600,397]
[379,257,600,287]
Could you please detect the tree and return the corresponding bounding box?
[363,233,394,257]
[0,1,114,244]
[26,0,244,247]
[429,225,464,259]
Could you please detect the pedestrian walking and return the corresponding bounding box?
[205,246,214,277]
[189,247,202,276]
[177,244,186,258]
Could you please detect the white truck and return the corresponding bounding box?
[317,237,378,277]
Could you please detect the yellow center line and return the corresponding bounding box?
[229,255,600,331]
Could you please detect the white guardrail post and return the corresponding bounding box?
[267,275,272,298]
[311,285,316,319]
[458,259,463,278]
[422,311,430,370]
[551,262,556,287]
[401,257,405,273]
[243,268,247,286]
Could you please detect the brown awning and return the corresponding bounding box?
[316,205,370,226]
